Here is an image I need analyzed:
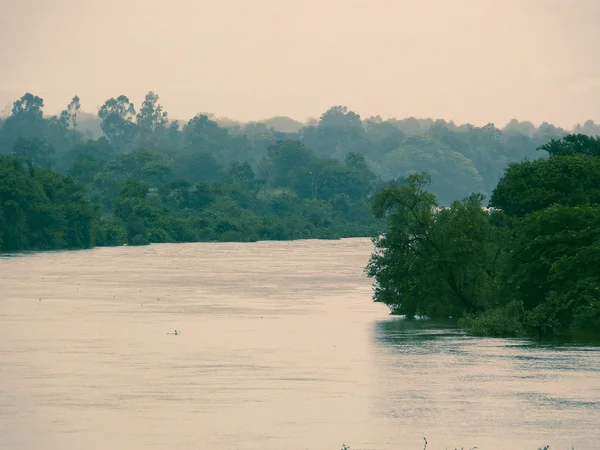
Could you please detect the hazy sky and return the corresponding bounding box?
[1,0,599,127]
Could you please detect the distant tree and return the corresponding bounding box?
[0,93,47,152]
[60,95,82,130]
[11,93,44,117]
[363,118,407,156]
[259,140,313,196]
[301,106,368,160]
[503,119,536,137]
[109,148,175,185]
[319,105,362,129]
[176,150,222,183]
[221,161,256,187]
[98,95,137,151]
[67,137,114,184]
[182,114,238,163]
[535,122,566,143]
[136,91,168,148]
[538,134,600,157]
[381,135,484,204]
[573,119,600,137]
[12,137,55,168]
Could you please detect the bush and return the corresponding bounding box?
[460,302,525,337]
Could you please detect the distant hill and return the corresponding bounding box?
[58,110,600,144]
[261,116,304,133]
[78,112,103,139]
[205,115,305,133]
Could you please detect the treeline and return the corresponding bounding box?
[0,93,382,252]
[1,90,599,257]
[2,92,600,206]
[366,134,600,338]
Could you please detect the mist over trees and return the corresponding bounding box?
[2,91,598,204]
[0,92,385,252]
[1,90,598,252]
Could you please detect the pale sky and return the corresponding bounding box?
[1,0,599,127]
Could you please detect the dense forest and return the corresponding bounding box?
[1,90,599,256]
[0,92,384,252]
[366,134,600,338]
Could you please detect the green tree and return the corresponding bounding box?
[381,135,484,204]
[112,179,157,245]
[175,150,222,182]
[182,114,241,164]
[98,95,137,151]
[11,93,44,118]
[60,95,82,131]
[482,134,600,337]
[66,137,115,185]
[12,137,55,169]
[300,105,368,160]
[260,140,314,197]
[491,154,600,217]
[508,205,600,336]
[109,148,175,185]
[366,173,504,318]
[0,93,47,153]
[538,133,600,157]
[136,91,168,148]
[0,156,96,252]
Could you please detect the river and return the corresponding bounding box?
[0,238,598,450]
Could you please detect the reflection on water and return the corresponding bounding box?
[372,318,600,449]
[0,239,598,450]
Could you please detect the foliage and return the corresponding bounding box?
[491,154,600,217]
[366,174,505,318]
[0,93,390,252]
[12,137,56,169]
[367,133,600,338]
[136,91,169,148]
[98,95,137,151]
[538,133,600,157]
[460,301,525,337]
[3,92,591,205]
[0,156,97,252]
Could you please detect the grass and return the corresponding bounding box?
[339,441,571,450]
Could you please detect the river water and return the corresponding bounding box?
[0,238,598,450]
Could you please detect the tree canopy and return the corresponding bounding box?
[366,134,600,338]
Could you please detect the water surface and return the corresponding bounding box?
[1,239,598,450]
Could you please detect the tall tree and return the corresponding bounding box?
[98,95,137,151]
[60,95,82,130]
[0,93,47,152]
[136,91,168,147]
[11,93,44,117]
[366,173,504,318]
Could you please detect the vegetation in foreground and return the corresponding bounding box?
[339,442,561,450]
[366,134,600,339]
